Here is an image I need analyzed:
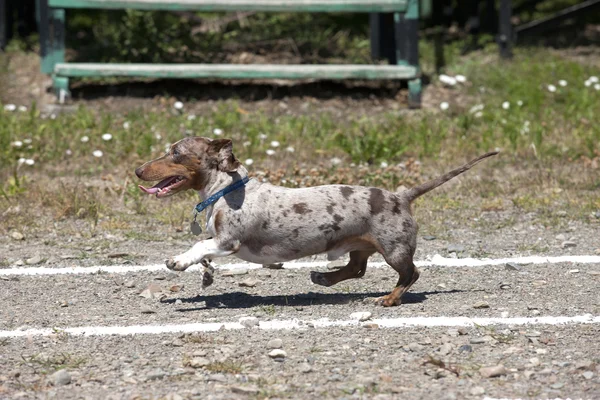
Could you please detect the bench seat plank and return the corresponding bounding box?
[55,63,418,79]
[49,0,408,12]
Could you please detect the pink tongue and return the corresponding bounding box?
[138,185,159,194]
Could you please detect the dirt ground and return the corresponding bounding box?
[1,50,600,400]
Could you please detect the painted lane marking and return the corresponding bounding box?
[1,254,599,276]
[0,315,597,338]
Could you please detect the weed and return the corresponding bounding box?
[0,338,8,346]
[204,360,244,374]
[259,304,277,315]
[21,352,86,374]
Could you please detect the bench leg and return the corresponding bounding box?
[394,0,421,108]
[50,8,70,101]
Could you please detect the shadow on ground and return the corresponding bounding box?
[167,289,466,311]
[68,79,411,102]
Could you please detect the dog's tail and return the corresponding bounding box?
[404,151,498,203]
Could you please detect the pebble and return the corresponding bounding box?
[470,337,486,344]
[568,269,579,274]
[239,317,259,328]
[575,360,593,369]
[447,244,465,253]
[447,328,459,337]
[582,371,594,380]
[479,365,507,378]
[505,262,521,271]
[422,235,436,241]
[457,327,468,335]
[470,387,485,395]
[438,343,453,355]
[139,283,164,299]
[500,283,512,289]
[535,348,547,355]
[550,382,565,389]
[15,259,24,266]
[140,306,156,314]
[189,358,210,368]
[222,269,248,276]
[300,363,312,373]
[208,373,227,382]
[458,344,472,353]
[10,231,24,241]
[231,385,259,395]
[268,349,287,359]
[408,342,424,352]
[26,255,43,265]
[146,369,167,380]
[169,285,184,292]
[555,233,566,241]
[268,338,283,349]
[472,301,490,309]
[239,278,258,288]
[255,269,272,277]
[49,369,71,386]
[172,339,184,347]
[562,241,577,249]
[350,311,372,322]
[523,370,534,379]
[529,357,541,367]
[175,299,182,305]
[124,280,135,288]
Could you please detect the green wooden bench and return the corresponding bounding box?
[39,0,423,107]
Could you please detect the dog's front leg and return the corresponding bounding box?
[166,238,235,272]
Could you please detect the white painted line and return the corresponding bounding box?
[0,314,597,338]
[1,254,599,276]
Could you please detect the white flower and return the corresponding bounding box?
[245,158,254,166]
[547,84,557,92]
[65,149,72,156]
[23,138,32,144]
[11,141,23,148]
[266,149,276,156]
[3,104,16,111]
[258,133,268,140]
[589,76,599,83]
[187,114,196,121]
[439,74,457,86]
[270,140,280,148]
[102,133,112,141]
[18,158,26,165]
[517,100,523,107]
[173,101,184,110]
[18,106,27,112]
[243,141,251,147]
[585,79,593,87]
[92,150,103,158]
[50,114,56,120]
[285,146,295,153]
[155,133,162,140]
[330,157,342,166]
[440,102,449,111]
[81,136,89,143]
[502,101,510,110]
[469,104,484,114]
[455,75,467,83]
[123,121,130,130]
[380,161,389,168]
[25,159,35,166]
[474,111,483,118]
[164,143,171,152]
[595,83,600,91]
[213,128,223,136]
[558,80,567,87]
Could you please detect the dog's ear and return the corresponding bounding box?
[209,139,241,172]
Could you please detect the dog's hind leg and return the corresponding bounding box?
[375,252,420,306]
[166,238,237,272]
[311,250,373,287]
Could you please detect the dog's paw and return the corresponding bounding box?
[165,256,190,272]
[310,271,332,287]
[369,295,401,307]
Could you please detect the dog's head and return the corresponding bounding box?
[135,137,241,198]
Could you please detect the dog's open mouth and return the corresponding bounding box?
[138,176,187,198]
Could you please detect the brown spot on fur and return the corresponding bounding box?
[245,237,264,255]
[292,228,300,238]
[292,203,311,215]
[333,214,344,223]
[402,220,412,233]
[214,210,224,235]
[392,196,402,214]
[340,186,354,200]
[262,221,269,230]
[326,204,335,215]
[369,188,386,215]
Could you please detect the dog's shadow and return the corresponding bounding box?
[163,289,466,311]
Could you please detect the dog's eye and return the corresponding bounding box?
[172,148,180,157]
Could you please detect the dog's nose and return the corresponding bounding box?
[135,166,144,178]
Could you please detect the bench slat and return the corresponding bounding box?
[49,0,408,12]
[55,63,418,80]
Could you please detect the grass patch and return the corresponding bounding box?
[203,360,244,374]
[21,352,86,375]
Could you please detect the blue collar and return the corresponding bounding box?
[195,176,250,213]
